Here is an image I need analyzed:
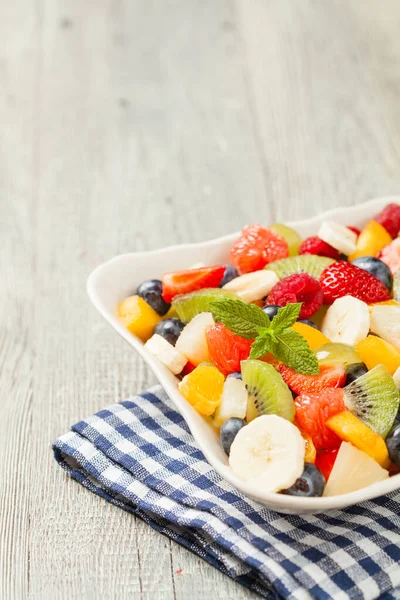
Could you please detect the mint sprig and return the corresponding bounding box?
[210,299,319,375]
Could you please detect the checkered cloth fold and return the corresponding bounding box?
[53,386,400,600]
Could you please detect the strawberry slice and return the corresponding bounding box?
[280,364,346,395]
[320,261,391,304]
[315,447,340,481]
[162,266,225,303]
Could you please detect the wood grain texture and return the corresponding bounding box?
[2,0,400,598]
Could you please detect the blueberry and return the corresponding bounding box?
[345,362,368,385]
[219,265,239,288]
[220,418,246,455]
[228,371,242,380]
[298,319,318,329]
[137,279,171,316]
[282,463,326,497]
[262,305,281,320]
[154,318,185,346]
[351,257,393,291]
[386,424,400,466]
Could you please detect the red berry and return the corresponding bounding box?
[266,273,323,319]
[319,261,391,304]
[280,364,346,395]
[162,266,225,303]
[230,225,288,274]
[315,448,340,481]
[206,323,253,376]
[374,203,400,239]
[299,236,339,260]
[295,388,345,450]
[347,226,361,237]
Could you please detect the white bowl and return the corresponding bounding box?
[87,196,400,514]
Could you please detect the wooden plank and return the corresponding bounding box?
[25,0,264,599]
[236,0,400,220]
[0,1,37,598]
[4,0,400,598]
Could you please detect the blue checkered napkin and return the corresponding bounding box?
[53,386,400,600]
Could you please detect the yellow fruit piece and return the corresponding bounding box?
[163,305,179,319]
[356,335,400,375]
[370,300,400,307]
[326,410,390,468]
[118,295,162,341]
[178,365,225,416]
[349,220,393,261]
[291,322,330,350]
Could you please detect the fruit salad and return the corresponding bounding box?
[118,203,400,498]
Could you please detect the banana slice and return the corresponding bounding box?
[175,312,215,365]
[321,295,370,345]
[229,415,305,493]
[213,377,248,428]
[222,270,279,303]
[318,221,357,255]
[145,334,187,374]
[369,305,400,352]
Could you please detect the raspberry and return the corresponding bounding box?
[230,224,288,274]
[319,261,391,304]
[374,203,400,239]
[299,236,339,260]
[266,273,323,319]
[347,226,361,237]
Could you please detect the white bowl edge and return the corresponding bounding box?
[87,195,400,514]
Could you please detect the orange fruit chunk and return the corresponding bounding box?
[326,410,389,468]
[118,295,162,341]
[178,364,225,416]
[348,220,392,261]
[291,322,330,350]
[356,335,400,375]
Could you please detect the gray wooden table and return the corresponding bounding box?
[2,0,400,598]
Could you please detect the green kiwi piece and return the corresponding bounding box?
[343,364,400,438]
[315,343,362,367]
[266,255,335,280]
[241,359,295,423]
[172,288,238,322]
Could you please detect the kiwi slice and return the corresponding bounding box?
[269,223,302,256]
[343,364,400,438]
[266,255,334,280]
[241,359,295,423]
[172,288,238,322]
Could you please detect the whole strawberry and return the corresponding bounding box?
[320,261,391,304]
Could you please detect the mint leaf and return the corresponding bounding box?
[249,332,273,359]
[270,303,302,334]
[210,299,270,340]
[272,329,319,375]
